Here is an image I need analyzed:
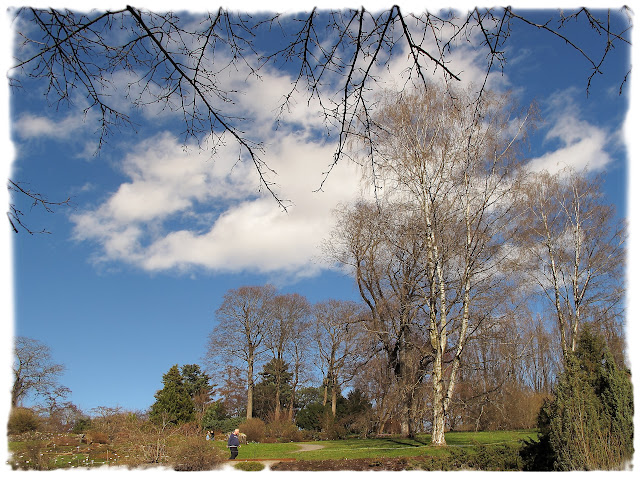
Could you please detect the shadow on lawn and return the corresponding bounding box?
[382,437,429,447]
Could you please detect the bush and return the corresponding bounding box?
[8,407,40,435]
[407,445,523,471]
[170,435,226,471]
[205,416,242,436]
[295,402,325,431]
[239,418,266,443]
[86,431,110,444]
[234,461,265,471]
[265,420,304,443]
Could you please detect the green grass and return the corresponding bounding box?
[214,441,301,459]
[214,430,538,461]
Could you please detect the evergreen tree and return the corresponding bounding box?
[253,358,293,420]
[524,328,633,470]
[149,365,195,425]
[201,400,241,434]
[181,364,212,400]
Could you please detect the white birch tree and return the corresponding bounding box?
[338,84,533,444]
[519,169,625,362]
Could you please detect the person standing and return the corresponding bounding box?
[227,428,240,460]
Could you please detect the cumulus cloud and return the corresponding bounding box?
[65,14,618,280]
[70,126,363,276]
[526,92,613,174]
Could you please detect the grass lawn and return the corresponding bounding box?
[215,430,538,461]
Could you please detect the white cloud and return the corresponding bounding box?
[13,112,88,140]
[70,126,363,276]
[526,92,613,174]
[66,12,619,279]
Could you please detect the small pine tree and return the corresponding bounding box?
[150,365,195,425]
[530,328,633,470]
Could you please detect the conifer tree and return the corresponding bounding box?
[150,365,195,425]
[529,328,633,470]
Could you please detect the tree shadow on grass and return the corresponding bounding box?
[383,437,429,447]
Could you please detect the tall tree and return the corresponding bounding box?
[206,284,276,419]
[328,201,433,436]
[253,358,293,421]
[265,293,311,421]
[519,169,626,362]
[339,85,533,444]
[313,299,365,417]
[181,364,213,423]
[12,336,67,408]
[149,365,195,425]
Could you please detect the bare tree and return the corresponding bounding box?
[265,292,311,421]
[206,284,276,419]
[9,7,630,213]
[12,336,67,407]
[518,169,626,362]
[519,313,560,395]
[327,201,433,436]
[338,84,533,445]
[312,299,365,416]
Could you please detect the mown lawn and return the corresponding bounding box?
[214,430,538,461]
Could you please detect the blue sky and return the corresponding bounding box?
[2,1,636,419]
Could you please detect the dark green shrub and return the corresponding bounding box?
[522,328,634,471]
[8,407,39,435]
[406,445,523,471]
[71,417,92,434]
[201,403,242,434]
[295,402,325,431]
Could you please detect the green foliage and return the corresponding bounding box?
[149,365,195,425]
[295,388,373,438]
[295,402,326,431]
[523,328,634,470]
[71,417,92,434]
[201,401,242,434]
[296,386,325,409]
[253,358,293,420]
[407,444,524,471]
[8,407,40,435]
[181,364,212,399]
